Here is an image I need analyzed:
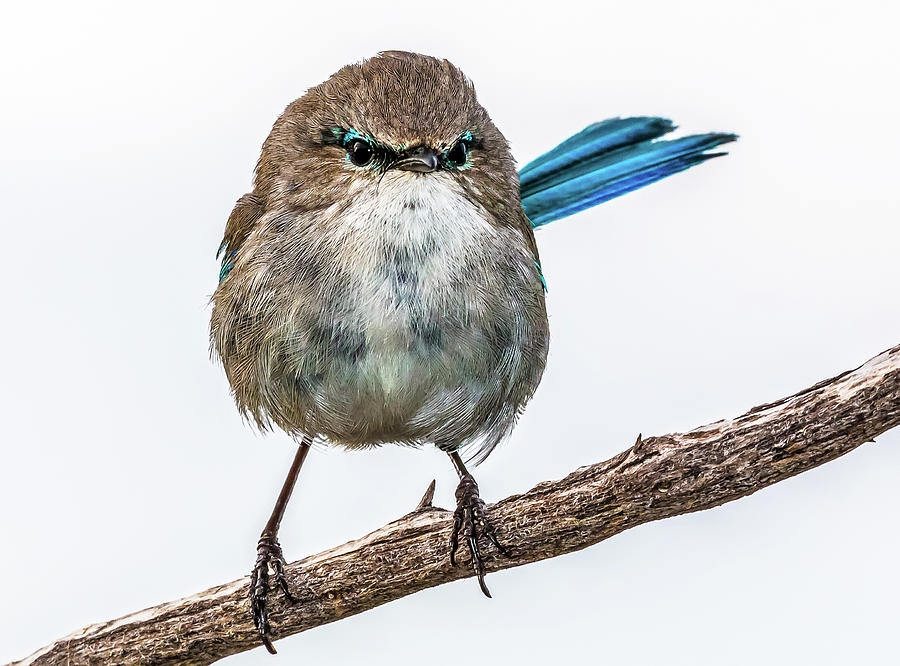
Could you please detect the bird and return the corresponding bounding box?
[210,50,736,653]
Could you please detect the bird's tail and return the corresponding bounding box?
[519,117,737,228]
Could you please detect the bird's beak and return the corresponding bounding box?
[392,146,439,173]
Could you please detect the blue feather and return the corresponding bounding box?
[217,245,236,283]
[519,117,736,228]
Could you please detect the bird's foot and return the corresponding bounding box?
[249,534,297,654]
[449,473,509,597]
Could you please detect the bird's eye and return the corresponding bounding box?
[347,138,374,166]
[447,139,469,168]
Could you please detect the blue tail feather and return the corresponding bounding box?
[519,117,736,228]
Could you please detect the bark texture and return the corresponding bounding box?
[11,344,900,666]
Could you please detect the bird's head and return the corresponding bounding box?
[252,51,520,217]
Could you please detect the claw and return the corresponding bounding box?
[448,473,508,598]
[485,531,509,557]
[271,555,298,604]
[467,533,491,597]
[449,508,462,567]
[249,535,294,654]
[483,519,510,557]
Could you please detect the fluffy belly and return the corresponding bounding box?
[290,266,521,448]
[213,172,548,455]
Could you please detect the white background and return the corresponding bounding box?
[2,1,899,664]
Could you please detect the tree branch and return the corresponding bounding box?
[11,344,900,665]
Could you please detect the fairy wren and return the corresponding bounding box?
[210,50,735,653]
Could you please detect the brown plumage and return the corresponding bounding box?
[208,51,738,651]
[211,51,548,461]
[211,52,549,650]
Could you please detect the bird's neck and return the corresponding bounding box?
[315,173,495,273]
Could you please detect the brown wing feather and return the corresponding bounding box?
[517,206,540,264]
[219,193,265,258]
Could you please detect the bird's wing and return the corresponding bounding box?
[217,193,265,282]
[516,207,547,292]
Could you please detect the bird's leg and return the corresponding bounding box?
[249,437,311,655]
[447,451,509,597]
